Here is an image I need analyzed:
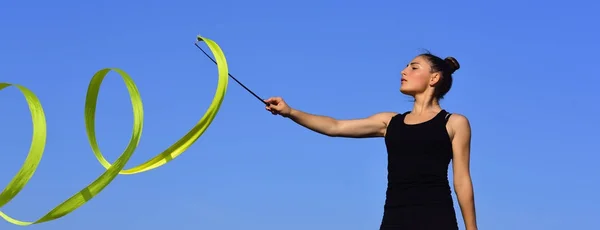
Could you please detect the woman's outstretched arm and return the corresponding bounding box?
[265,97,396,138]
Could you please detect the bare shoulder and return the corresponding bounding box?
[370,111,399,124]
[447,113,471,139]
[448,113,470,128]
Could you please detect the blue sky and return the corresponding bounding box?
[1,0,599,229]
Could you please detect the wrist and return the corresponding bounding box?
[284,108,296,118]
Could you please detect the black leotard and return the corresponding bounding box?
[379,110,459,230]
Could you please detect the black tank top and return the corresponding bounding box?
[383,110,454,208]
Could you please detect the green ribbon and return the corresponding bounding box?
[0,35,229,226]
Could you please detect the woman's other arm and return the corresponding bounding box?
[449,114,478,230]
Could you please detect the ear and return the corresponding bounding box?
[429,72,441,86]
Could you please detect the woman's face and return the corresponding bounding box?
[400,56,437,96]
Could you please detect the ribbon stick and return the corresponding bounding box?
[0,35,229,226]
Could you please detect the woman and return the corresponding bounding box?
[264,53,478,230]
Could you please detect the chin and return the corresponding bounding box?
[399,87,416,96]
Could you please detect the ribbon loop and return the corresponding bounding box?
[0,35,229,226]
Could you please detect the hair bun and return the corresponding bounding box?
[444,57,460,73]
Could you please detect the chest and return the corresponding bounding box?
[384,118,453,158]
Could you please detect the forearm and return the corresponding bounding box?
[455,180,477,229]
[287,108,338,136]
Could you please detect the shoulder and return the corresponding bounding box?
[370,111,399,125]
[447,113,470,128]
[446,113,471,138]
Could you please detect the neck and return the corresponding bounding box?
[411,93,441,114]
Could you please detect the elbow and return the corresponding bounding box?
[321,130,337,137]
[453,178,474,200]
[454,182,474,201]
[454,181,473,193]
[453,174,473,190]
[324,120,342,137]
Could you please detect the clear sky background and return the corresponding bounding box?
[1,0,599,229]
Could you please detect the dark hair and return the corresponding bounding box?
[419,53,460,100]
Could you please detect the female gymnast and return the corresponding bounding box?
[264,53,478,229]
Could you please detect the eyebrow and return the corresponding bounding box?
[410,62,420,65]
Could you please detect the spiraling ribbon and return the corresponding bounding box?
[0,35,231,226]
